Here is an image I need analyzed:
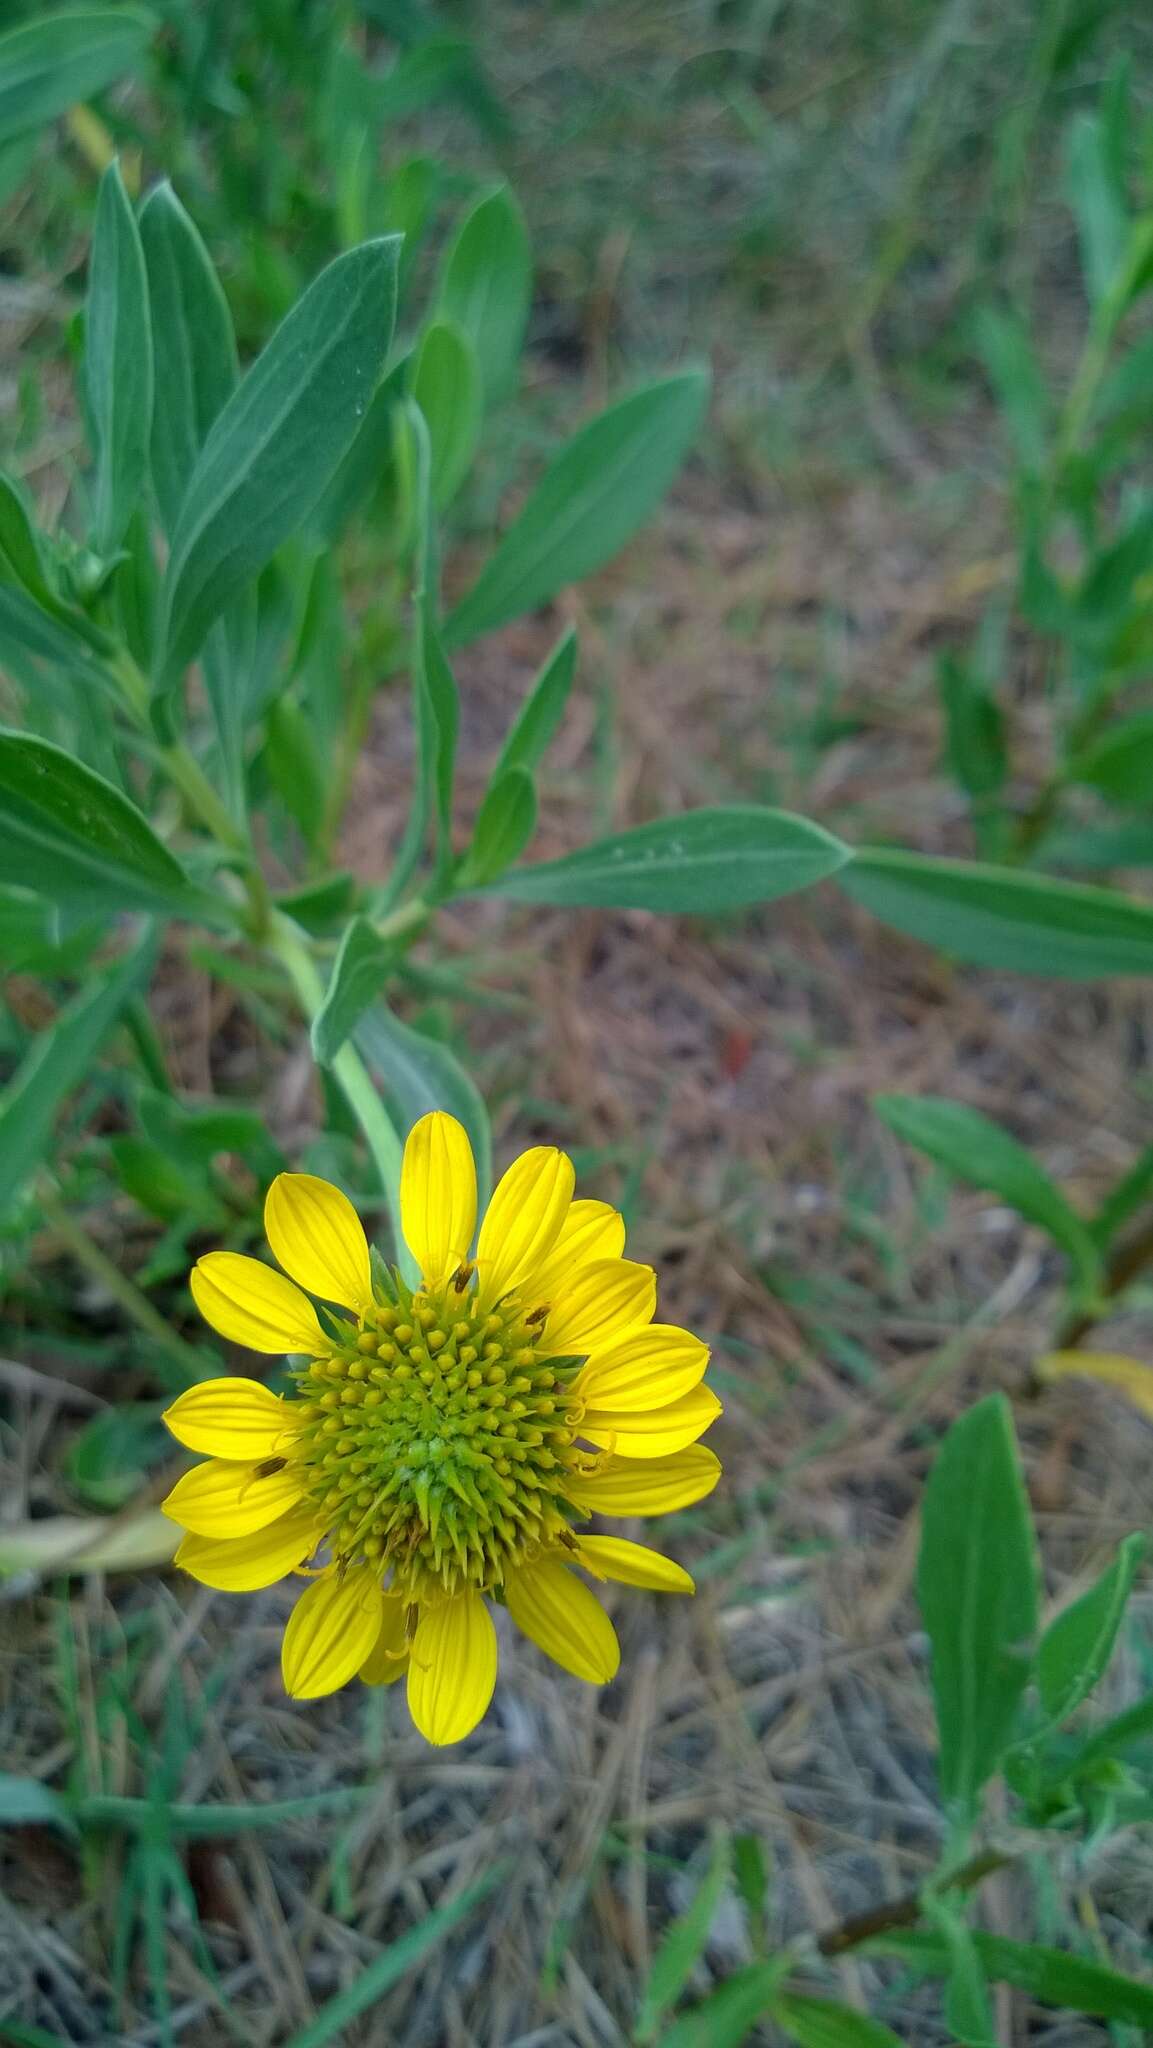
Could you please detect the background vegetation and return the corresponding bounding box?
[5,1,1153,2043]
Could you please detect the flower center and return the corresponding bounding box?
[291,1276,585,1601]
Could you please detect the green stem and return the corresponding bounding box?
[123,997,175,1096]
[38,1187,207,1386]
[109,647,249,857]
[269,915,406,1242]
[157,739,249,857]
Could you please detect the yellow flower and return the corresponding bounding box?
[162,1113,721,1746]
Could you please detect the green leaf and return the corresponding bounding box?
[421,613,459,877]
[869,1929,1153,2029]
[137,1090,283,1177]
[412,320,482,509]
[926,1897,996,2048]
[478,805,849,914]
[312,917,393,1067]
[355,998,491,1207]
[275,871,358,935]
[280,1864,506,2048]
[0,582,110,687]
[86,160,153,558]
[0,1774,76,1835]
[492,624,577,783]
[773,1994,905,2048]
[1091,1143,1153,1248]
[917,1394,1037,1819]
[0,8,154,145]
[160,236,400,689]
[874,1094,1100,1287]
[1037,1531,1146,1727]
[138,180,237,535]
[62,1403,169,1511]
[0,472,56,608]
[436,183,531,406]
[0,728,219,921]
[444,371,709,649]
[457,766,537,888]
[1071,711,1153,808]
[0,936,153,1217]
[937,654,1007,802]
[972,305,1048,472]
[635,1830,730,2044]
[654,1962,789,2048]
[264,698,326,848]
[1065,111,1129,308]
[305,356,406,548]
[839,848,1153,977]
[381,405,454,903]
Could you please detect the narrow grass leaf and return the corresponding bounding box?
[0,8,154,145]
[874,1094,1100,1287]
[437,183,531,405]
[355,998,492,1207]
[1065,111,1129,308]
[840,848,1153,977]
[927,1897,997,2048]
[0,472,57,609]
[917,1394,1038,1819]
[653,1961,789,2048]
[280,1865,506,2048]
[445,371,709,648]
[972,305,1048,472]
[635,1830,730,2043]
[312,916,393,1066]
[412,320,482,508]
[0,935,152,1217]
[868,1930,1153,2028]
[1090,1145,1153,1248]
[1037,1531,1146,1727]
[138,180,237,535]
[160,236,400,687]
[0,730,218,921]
[479,805,848,913]
[774,1994,906,2047]
[1071,711,1153,808]
[0,1775,76,1834]
[492,624,577,782]
[457,766,537,888]
[86,160,153,557]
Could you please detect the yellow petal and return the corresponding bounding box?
[264,1173,372,1312]
[475,1146,575,1304]
[528,1201,626,1300]
[174,1507,320,1590]
[505,1559,620,1683]
[281,1567,384,1699]
[581,1384,722,1458]
[190,1252,326,1355]
[359,1597,410,1686]
[576,1535,694,1593]
[541,1260,656,1357]
[407,1593,497,1745]
[568,1445,721,1517]
[1036,1349,1153,1418]
[576,1325,710,1412]
[162,1456,306,1537]
[163,1377,298,1459]
[400,1111,477,1287]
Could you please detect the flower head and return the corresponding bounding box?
[162,1113,721,1745]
